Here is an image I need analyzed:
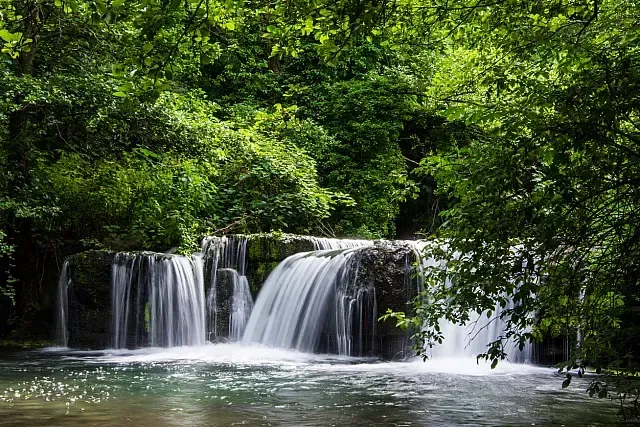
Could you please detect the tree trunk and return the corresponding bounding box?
[8,0,40,187]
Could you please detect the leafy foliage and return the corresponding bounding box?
[2,0,640,417]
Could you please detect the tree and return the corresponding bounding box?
[381,0,640,418]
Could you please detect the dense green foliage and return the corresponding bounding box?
[0,0,448,338]
[381,0,639,419]
[2,0,639,418]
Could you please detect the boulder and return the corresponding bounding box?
[65,250,115,349]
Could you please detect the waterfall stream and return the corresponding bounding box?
[201,236,251,341]
[110,252,206,349]
[242,247,376,356]
[55,261,70,347]
[407,241,532,362]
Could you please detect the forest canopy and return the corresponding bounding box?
[1,0,639,415]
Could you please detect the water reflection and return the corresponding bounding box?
[0,345,621,426]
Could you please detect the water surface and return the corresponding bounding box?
[0,345,620,426]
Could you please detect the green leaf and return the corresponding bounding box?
[111,63,125,77]
[0,30,22,42]
[304,16,314,34]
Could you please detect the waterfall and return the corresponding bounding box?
[430,301,531,362]
[229,272,254,341]
[147,254,206,347]
[55,260,70,347]
[408,241,532,362]
[201,237,221,341]
[110,252,206,349]
[201,236,251,341]
[242,246,375,356]
[55,234,532,362]
[111,254,133,349]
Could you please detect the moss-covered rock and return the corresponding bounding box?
[65,250,116,349]
[245,233,317,262]
[211,268,236,340]
[245,261,280,298]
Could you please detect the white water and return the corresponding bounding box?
[200,235,372,343]
[110,252,206,348]
[55,260,70,347]
[201,236,253,341]
[147,254,206,347]
[243,247,375,355]
[57,236,532,362]
[229,272,254,340]
[407,240,532,362]
[76,343,549,376]
[310,236,373,250]
[111,253,135,349]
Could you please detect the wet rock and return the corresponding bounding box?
[210,268,237,340]
[65,250,116,349]
[353,241,418,359]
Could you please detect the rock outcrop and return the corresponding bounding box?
[60,235,421,358]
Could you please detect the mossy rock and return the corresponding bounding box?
[245,261,280,298]
[245,233,317,262]
[352,241,416,359]
[66,250,117,349]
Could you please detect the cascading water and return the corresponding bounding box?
[201,236,253,341]
[310,237,374,250]
[110,252,206,349]
[429,301,532,362]
[56,234,533,363]
[111,254,134,349]
[229,272,254,340]
[147,254,206,347]
[408,241,532,362]
[200,235,371,343]
[55,260,70,347]
[242,245,376,356]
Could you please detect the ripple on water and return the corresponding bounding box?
[0,345,623,426]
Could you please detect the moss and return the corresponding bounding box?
[245,233,316,262]
[66,250,117,349]
[245,261,280,298]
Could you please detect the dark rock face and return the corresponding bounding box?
[211,268,236,340]
[352,242,417,359]
[65,250,115,349]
